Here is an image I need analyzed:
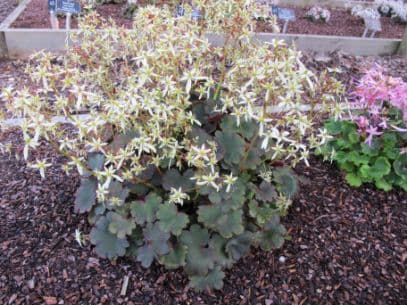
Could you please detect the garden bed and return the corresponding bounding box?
[0,127,406,305]
[10,1,406,39]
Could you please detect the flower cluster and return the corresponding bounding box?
[376,0,407,23]
[351,5,381,20]
[350,65,407,146]
[305,6,331,23]
[3,2,343,183]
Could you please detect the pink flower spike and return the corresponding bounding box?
[355,115,369,133]
[378,118,388,130]
[364,126,383,146]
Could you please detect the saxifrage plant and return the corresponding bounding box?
[2,0,344,291]
[317,66,407,191]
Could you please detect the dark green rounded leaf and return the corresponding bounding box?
[157,203,189,236]
[90,215,129,259]
[74,178,98,214]
[394,154,407,177]
[189,267,225,291]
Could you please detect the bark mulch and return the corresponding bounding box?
[11,1,406,39]
[0,0,18,24]
[0,126,406,305]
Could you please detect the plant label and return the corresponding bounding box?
[191,8,202,21]
[364,17,382,32]
[175,5,185,17]
[277,8,296,22]
[270,5,279,16]
[56,0,81,15]
[48,0,56,12]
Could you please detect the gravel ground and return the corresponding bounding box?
[0,0,18,25]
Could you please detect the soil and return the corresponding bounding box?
[0,128,406,305]
[11,1,406,39]
[0,0,18,24]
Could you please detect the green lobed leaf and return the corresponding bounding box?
[361,141,380,157]
[127,182,149,196]
[348,132,360,144]
[188,126,214,146]
[90,214,129,259]
[347,151,370,166]
[83,153,105,177]
[323,119,343,135]
[207,177,246,210]
[240,144,263,170]
[107,211,136,239]
[158,243,188,269]
[110,130,138,152]
[373,157,391,177]
[345,172,363,187]
[273,167,298,198]
[157,203,189,236]
[189,267,225,292]
[255,181,277,202]
[136,244,155,268]
[394,154,407,177]
[215,130,245,165]
[106,180,129,208]
[130,192,162,225]
[225,232,253,261]
[254,214,287,251]
[248,200,278,226]
[162,168,195,192]
[375,179,393,191]
[208,234,234,268]
[220,116,259,140]
[137,223,170,268]
[74,177,98,214]
[198,205,244,238]
[125,227,144,257]
[180,225,215,275]
[339,161,355,172]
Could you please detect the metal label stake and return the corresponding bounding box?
[66,12,71,46]
[48,0,59,29]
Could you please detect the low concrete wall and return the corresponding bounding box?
[4,29,69,57]
[253,33,401,56]
[278,0,372,8]
[5,29,402,58]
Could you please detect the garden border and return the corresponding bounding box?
[0,0,405,58]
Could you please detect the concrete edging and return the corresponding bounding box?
[278,0,374,8]
[3,29,402,58]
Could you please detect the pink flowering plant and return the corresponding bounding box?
[317,66,407,191]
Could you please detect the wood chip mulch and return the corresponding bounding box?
[0,125,406,305]
[0,0,18,25]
